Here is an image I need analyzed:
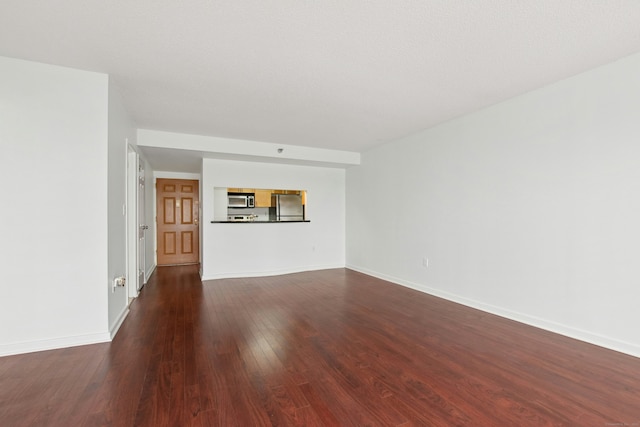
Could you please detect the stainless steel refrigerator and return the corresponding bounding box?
[270,194,304,221]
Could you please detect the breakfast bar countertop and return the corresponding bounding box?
[210,220,311,223]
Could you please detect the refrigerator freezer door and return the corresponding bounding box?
[276,194,304,220]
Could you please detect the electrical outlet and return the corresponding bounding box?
[113,276,126,291]
[422,257,429,268]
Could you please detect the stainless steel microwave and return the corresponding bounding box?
[228,193,255,208]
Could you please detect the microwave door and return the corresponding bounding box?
[228,195,246,208]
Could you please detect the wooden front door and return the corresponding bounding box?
[156,178,200,266]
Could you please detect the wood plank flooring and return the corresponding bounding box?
[1,265,639,426]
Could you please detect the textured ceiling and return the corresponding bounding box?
[2,1,640,153]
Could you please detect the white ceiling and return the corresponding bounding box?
[2,1,640,155]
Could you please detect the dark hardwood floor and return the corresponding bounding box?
[1,266,639,426]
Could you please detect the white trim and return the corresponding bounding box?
[201,263,344,281]
[109,307,130,339]
[346,264,640,360]
[153,171,201,180]
[0,332,111,357]
[145,263,157,283]
[126,147,139,299]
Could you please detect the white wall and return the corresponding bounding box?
[346,52,640,358]
[0,57,110,355]
[202,159,345,279]
[107,81,136,335]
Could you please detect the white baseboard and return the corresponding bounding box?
[0,332,111,357]
[109,306,130,339]
[201,263,344,281]
[346,264,640,359]
[145,263,156,283]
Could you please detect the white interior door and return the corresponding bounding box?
[127,148,138,299]
[137,162,146,291]
[127,148,148,298]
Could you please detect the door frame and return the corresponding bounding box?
[153,172,202,267]
[126,146,143,299]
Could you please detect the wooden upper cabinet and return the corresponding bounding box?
[227,188,255,193]
[227,187,259,193]
[226,187,305,208]
[254,189,273,207]
[272,189,300,195]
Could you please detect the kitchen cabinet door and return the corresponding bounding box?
[255,189,273,207]
[227,188,255,193]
